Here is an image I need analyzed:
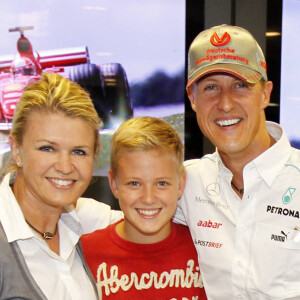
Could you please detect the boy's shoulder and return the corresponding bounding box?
[172,221,190,232]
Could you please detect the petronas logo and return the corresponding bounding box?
[282,188,296,204]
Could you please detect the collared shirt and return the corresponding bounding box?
[0,173,97,300]
[174,121,300,300]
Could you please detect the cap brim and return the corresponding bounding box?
[186,63,263,88]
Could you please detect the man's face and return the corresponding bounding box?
[188,73,273,158]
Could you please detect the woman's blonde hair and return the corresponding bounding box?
[4,72,101,174]
[110,116,184,175]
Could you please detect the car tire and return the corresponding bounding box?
[100,63,132,127]
[68,63,106,122]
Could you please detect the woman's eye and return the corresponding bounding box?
[73,149,86,156]
[39,146,53,152]
[158,181,168,186]
[129,181,139,186]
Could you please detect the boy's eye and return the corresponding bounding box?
[73,149,86,156]
[39,146,53,152]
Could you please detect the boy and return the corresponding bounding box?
[81,116,207,299]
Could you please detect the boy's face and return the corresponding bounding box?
[108,148,186,244]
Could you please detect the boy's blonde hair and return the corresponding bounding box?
[5,72,101,174]
[110,116,184,175]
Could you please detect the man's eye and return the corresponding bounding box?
[73,149,86,156]
[236,82,248,88]
[39,146,53,152]
[204,85,216,91]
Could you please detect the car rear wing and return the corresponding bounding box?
[0,55,14,73]
[38,46,90,68]
[0,46,90,72]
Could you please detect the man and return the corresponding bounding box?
[173,24,300,299]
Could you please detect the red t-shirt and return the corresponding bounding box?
[82,221,207,300]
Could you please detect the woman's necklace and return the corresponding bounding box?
[25,219,57,239]
[231,181,244,196]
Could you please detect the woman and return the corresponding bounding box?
[0,72,122,300]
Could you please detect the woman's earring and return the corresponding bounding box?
[17,161,23,168]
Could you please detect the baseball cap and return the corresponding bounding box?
[187,24,268,88]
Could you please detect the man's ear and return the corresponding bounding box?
[187,86,197,112]
[261,81,273,109]
[9,134,22,165]
[108,169,119,199]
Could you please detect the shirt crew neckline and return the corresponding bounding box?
[109,219,177,252]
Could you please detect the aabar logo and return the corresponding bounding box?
[210,32,231,47]
[197,219,222,229]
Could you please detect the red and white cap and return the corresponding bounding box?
[186,24,268,88]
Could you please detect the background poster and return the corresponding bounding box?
[0,0,185,175]
[280,0,300,147]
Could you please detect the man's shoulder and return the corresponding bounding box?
[290,145,300,156]
[284,146,300,170]
[285,146,300,162]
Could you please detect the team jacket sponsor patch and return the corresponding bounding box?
[266,205,300,218]
[197,220,222,229]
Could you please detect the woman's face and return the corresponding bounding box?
[10,111,95,212]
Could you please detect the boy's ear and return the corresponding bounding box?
[108,169,119,199]
[178,171,187,200]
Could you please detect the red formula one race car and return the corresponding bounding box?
[0,26,132,130]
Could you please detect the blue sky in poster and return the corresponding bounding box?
[0,0,185,84]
